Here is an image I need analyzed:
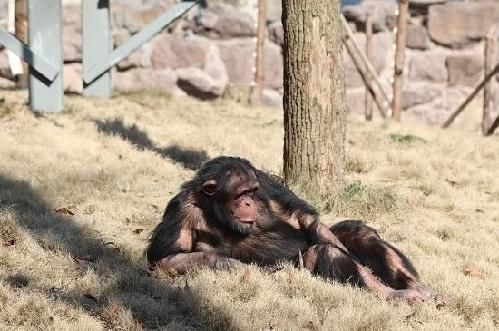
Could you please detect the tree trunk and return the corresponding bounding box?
[282,0,346,196]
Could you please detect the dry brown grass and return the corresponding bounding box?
[0,90,498,330]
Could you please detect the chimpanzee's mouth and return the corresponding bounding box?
[236,217,255,224]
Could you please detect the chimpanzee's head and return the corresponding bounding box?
[193,156,260,234]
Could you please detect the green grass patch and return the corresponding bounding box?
[326,181,398,219]
[389,133,426,144]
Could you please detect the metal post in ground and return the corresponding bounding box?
[82,0,112,97]
[27,0,63,112]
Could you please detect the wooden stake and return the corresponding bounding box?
[344,38,387,117]
[391,0,409,122]
[341,15,390,117]
[483,26,498,135]
[442,62,499,129]
[365,13,373,121]
[251,0,266,105]
[487,116,499,135]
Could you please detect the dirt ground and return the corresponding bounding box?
[0,90,498,330]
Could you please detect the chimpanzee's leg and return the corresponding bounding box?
[302,244,427,303]
[330,220,434,298]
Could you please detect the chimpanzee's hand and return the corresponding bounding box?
[205,252,244,271]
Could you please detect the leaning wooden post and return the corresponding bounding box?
[341,15,390,117]
[251,0,266,105]
[344,37,387,117]
[391,0,409,122]
[442,62,499,129]
[483,27,497,135]
[365,13,373,121]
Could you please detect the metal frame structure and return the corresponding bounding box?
[0,0,200,112]
[0,0,62,112]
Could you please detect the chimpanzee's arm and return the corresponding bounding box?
[257,171,347,249]
[156,252,244,274]
[147,193,244,272]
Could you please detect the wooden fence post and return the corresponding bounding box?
[365,13,373,121]
[483,27,497,135]
[442,63,499,129]
[341,15,390,117]
[251,0,266,105]
[391,0,409,121]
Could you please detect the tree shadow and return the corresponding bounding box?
[0,174,229,329]
[93,117,209,170]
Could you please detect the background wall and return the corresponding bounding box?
[0,0,498,125]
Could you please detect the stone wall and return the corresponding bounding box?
[0,0,498,124]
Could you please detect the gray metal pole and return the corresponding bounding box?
[83,1,198,85]
[27,0,63,112]
[82,0,112,97]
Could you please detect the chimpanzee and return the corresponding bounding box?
[146,156,438,302]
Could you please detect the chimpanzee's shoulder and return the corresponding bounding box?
[255,170,318,215]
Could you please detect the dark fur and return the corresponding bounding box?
[146,156,421,292]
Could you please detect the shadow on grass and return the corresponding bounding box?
[93,117,209,170]
[0,175,237,329]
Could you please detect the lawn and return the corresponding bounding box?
[0,91,497,330]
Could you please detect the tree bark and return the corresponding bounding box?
[282,0,346,196]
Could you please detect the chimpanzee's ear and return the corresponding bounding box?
[202,179,218,196]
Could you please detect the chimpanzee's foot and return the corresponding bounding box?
[409,283,447,306]
[387,289,427,304]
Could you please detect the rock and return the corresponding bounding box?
[0,1,6,25]
[343,32,392,87]
[117,43,153,71]
[203,41,230,89]
[0,76,15,89]
[264,42,283,90]
[409,51,448,83]
[261,88,282,108]
[217,38,255,85]
[428,2,499,48]
[268,21,284,46]
[342,0,397,32]
[402,83,441,109]
[112,0,181,34]
[62,4,82,62]
[113,68,180,94]
[406,24,429,50]
[191,3,256,38]
[446,54,483,87]
[177,67,226,99]
[113,29,131,47]
[0,51,14,80]
[266,0,282,23]
[407,87,469,125]
[175,37,229,98]
[151,34,228,96]
[409,0,448,7]
[346,88,367,115]
[63,63,82,94]
[151,34,211,70]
